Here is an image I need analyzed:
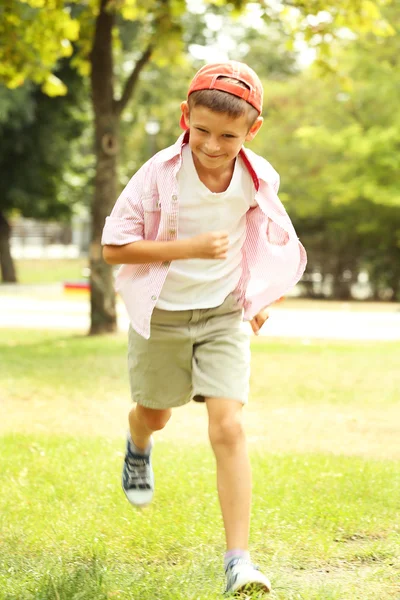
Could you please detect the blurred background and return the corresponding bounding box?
[0,0,399,337]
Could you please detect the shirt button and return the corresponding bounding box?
[162,261,170,267]
[172,195,178,202]
[151,295,157,301]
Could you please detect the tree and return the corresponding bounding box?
[0,62,88,282]
[0,0,249,332]
[250,5,400,299]
[0,1,394,328]
[0,84,30,282]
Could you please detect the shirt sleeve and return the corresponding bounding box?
[101,164,148,246]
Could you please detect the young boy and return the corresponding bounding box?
[102,61,307,596]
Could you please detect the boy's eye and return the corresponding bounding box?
[195,127,236,139]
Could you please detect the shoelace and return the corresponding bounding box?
[125,451,151,489]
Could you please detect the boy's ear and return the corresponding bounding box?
[180,101,190,129]
[245,116,263,141]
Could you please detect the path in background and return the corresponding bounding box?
[1,284,399,340]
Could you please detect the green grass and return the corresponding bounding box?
[14,259,88,284]
[2,330,399,410]
[0,436,399,600]
[1,330,400,599]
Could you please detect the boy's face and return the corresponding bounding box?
[180,102,263,175]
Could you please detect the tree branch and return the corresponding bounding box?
[114,44,153,116]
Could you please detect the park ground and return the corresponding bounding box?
[1,324,399,600]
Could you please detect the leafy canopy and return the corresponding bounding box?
[0,0,394,95]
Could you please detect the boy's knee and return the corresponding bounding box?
[209,414,245,448]
[137,406,171,432]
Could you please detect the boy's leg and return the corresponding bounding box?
[123,405,172,507]
[206,397,251,550]
[206,397,271,595]
[129,404,172,450]
[125,313,192,507]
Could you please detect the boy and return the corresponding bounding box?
[102,61,307,596]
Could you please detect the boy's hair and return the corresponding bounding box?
[188,78,260,129]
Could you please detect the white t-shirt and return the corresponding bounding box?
[156,144,256,310]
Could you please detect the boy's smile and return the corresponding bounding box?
[180,103,262,180]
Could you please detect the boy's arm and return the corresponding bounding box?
[103,231,230,265]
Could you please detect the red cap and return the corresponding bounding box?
[180,61,263,130]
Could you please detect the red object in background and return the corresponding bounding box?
[63,281,90,291]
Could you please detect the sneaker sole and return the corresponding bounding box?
[228,581,271,597]
[121,478,154,508]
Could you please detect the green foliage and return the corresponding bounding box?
[0,0,79,93]
[0,0,398,301]
[275,0,394,73]
[0,83,32,124]
[0,61,91,221]
[0,1,394,94]
[247,5,400,299]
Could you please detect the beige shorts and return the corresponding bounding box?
[127,294,251,409]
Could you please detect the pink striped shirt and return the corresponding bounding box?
[102,132,307,339]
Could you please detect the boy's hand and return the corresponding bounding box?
[189,231,229,259]
[250,308,269,335]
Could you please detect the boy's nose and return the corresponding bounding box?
[204,136,221,154]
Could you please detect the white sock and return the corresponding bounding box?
[224,549,251,570]
[128,434,153,456]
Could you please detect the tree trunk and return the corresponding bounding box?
[0,212,17,283]
[88,1,153,334]
[391,279,399,302]
[331,269,352,300]
[89,0,118,334]
[89,126,119,334]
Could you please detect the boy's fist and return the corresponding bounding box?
[250,308,270,335]
[189,231,230,259]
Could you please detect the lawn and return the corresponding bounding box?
[1,330,399,599]
[14,259,88,285]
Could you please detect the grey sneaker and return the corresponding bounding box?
[122,436,154,507]
[225,558,271,596]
